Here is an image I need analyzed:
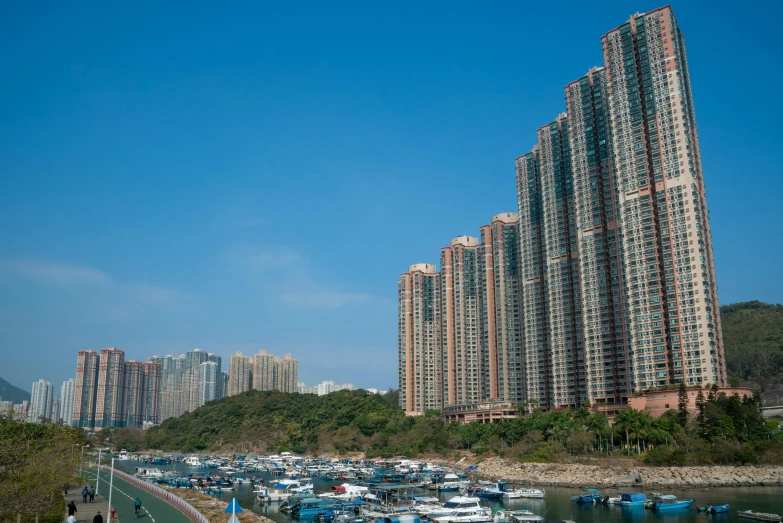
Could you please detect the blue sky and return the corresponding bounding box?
[1,1,781,394]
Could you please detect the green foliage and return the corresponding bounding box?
[721,301,783,400]
[0,416,85,522]
[643,446,686,466]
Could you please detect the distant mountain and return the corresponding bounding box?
[721,301,783,403]
[0,376,31,404]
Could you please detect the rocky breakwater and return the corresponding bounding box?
[455,457,783,488]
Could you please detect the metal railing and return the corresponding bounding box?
[98,465,209,523]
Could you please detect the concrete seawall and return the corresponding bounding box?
[448,457,783,488]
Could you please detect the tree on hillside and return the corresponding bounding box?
[677,382,689,428]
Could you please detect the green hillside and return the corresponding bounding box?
[146,389,407,453]
[0,376,31,404]
[721,301,783,402]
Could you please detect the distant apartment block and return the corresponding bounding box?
[298,380,354,395]
[29,379,53,423]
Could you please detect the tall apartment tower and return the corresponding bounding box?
[182,349,209,413]
[154,354,185,422]
[220,371,229,399]
[601,7,725,387]
[207,353,223,400]
[441,236,491,407]
[95,347,126,428]
[566,67,632,404]
[143,361,161,424]
[398,263,442,415]
[277,354,299,393]
[517,115,585,409]
[482,213,526,404]
[29,379,54,423]
[51,396,61,424]
[228,351,252,396]
[252,350,278,391]
[73,350,100,428]
[123,360,145,427]
[59,378,75,426]
[198,361,219,407]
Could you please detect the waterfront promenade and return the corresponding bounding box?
[81,469,195,523]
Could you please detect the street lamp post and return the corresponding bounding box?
[107,457,115,522]
[96,447,103,496]
[78,445,90,480]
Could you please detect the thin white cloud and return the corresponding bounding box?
[0,258,192,308]
[0,259,111,287]
[225,244,377,310]
[279,291,372,309]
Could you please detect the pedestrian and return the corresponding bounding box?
[82,486,89,503]
[68,500,78,516]
[93,510,104,523]
[89,485,95,502]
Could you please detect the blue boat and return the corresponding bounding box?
[698,504,731,514]
[620,493,648,507]
[571,488,602,504]
[650,495,694,511]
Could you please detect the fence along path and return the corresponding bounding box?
[97,464,210,523]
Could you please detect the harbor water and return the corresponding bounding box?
[117,460,783,523]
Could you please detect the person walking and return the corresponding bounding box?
[134,497,142,517]
[82,486,89,503]
[93,511,104,523]
[68,500,78,517]
[89,485,96,503]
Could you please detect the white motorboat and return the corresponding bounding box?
[434,508,493,523]
[421,496,485,519]
[183,456,202,466]
[317,483,369,500]
[504,487,545,499]
[494,510,544,522]
[133,467,164,479]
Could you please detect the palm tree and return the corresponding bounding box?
[613,409,637,452]
[586,412,610,452]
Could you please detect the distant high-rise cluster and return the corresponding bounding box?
[67,346,299,430]
[228,350,299,396]
[298,380,355,395]
[399,6,726,417]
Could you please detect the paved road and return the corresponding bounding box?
[83,469,192,523]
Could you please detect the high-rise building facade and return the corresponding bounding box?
[483,213,526,405]
[51,396,61,424]
[252,350,277,391]
[183,349,209,413]
[29,379,54,423]
[398,263,442,415]
[143,362,161,424]
[154,354,185,422]
[398,6,726,416]
[95,347,125,428]
[276,354,298,393]
[123,360,145,427]
[566,67,632,406]
[228,352,252,396]
[600,7,726,388]
[73,350,99,428]
[220,371,229,399]
[198,361,219,407]
[60,378,75,426]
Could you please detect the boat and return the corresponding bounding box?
[267,479,315,501]
[738,510,783,522]
[493,509,544,522]
[438,474,471,491]
[183,456,202,467]
[469,484,505,500]
[133,467,164,479]
[504,487,544,499]
[619,493,648,507]
[419,496,484,519]
[570,488,601,504]
[697,504,731,514]
[433,508,493,523]
[649,494,694,511]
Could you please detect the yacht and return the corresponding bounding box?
[433,508,493,523]
[493,510,544,522]
[134,467,164,479]
[504,487,545,499]
[183,456,202,467]
[421,496,484,519]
